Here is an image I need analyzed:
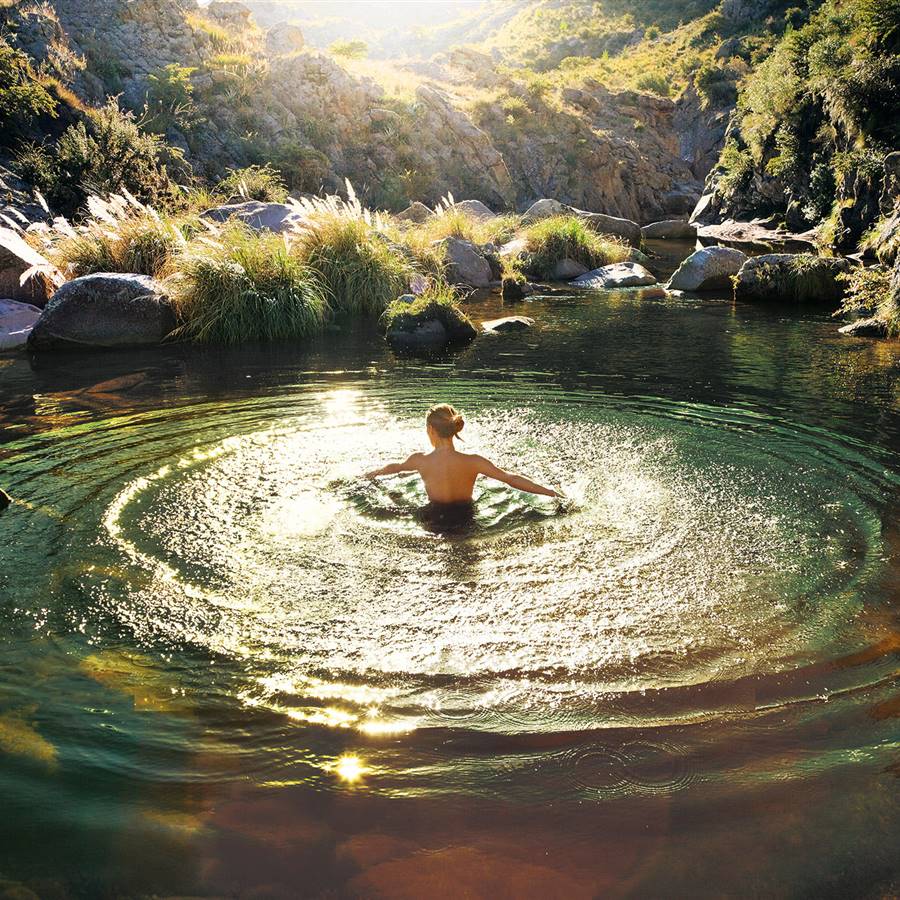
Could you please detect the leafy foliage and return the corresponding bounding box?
[215,164,288,203]
[0,36,57,145]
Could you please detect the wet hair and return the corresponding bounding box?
[426,403,464,439]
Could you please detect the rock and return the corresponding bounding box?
[433,237,493,288]
[641,220,697,240]
[266,21,304,55]
[0,488,10,511]
[501,277,532,302]
[0,298,42,350]
[205,1,252,26]
[667,246,748,292]
[0,227,61,308]
[200,201,306,233]
[733,254,852,305]
[453,199,496,220]
[396,202,433,223]
[384,298,477,351]
[482,316,534,333]
[28,274,175,350]
[696,221,818,254]
[572,262,657,289]
[521,199,569,221]
[499,237,528,258]
[552,258,589,280]
[838,317,889,337]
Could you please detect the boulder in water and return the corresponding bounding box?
[200,201,306,233]
[521,199,642,247]
[641,219,697,240]
[734,254,851,305]
[501,277,533,302]
[481,315,535,333]
[28,273,175,351]
[838,316,889,337]
[667,246,748,292]
[433,237,493,288]
[0,298,42,350]
[0,488,10,511]
[383,295,477,351]
[572,262,657,289]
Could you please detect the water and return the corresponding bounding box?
[1,283,899,898]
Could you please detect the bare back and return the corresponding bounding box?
[409,448,482,503]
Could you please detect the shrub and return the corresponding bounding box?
[170,224,329,344]
[329,40,368,59]
[837,265,898,334]
[0,37,57,144]
[215,164,288,203]
[145,64,197,133]
[15,100,182,216]
[293,214,414,316]
[521,215,629,279]
[717,138,754,197]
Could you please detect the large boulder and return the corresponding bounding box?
[0,298,42,351]
[667,246,748,292]
[0,227,61,307]
[28,274,175,350]
[453,199,496,220]
[641,220,696,240]
[733,254,852,305]
[521,199,642,247]
[200,201,306,233]
[266,22,304,55]
[433,237,493,288]
[396,202,434,223]
[571,262,657,289]
[552,258,589,280]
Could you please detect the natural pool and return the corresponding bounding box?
[1,284,898,898]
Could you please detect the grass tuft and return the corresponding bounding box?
[520,215,629,279]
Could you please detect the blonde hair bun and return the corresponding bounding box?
[427,404,465,438]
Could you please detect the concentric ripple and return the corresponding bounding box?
[3,376,897,793]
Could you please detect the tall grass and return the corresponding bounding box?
[292,214,414,316]
[521,214,628,279]
[381,282,474,339]
[170,224,329,344]
[215,164,288,203]
[32,193,186,278]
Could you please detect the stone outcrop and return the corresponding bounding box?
[266,22,305,56]
[642,220,696,240]
[571,263,657,289]
[0,228,61,307]
[28,273,175,350]
[667,246,748,292]
[200,200,306,232]
[733,254,851,305]
[0,298,42,350]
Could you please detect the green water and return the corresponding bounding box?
[0,284,898,898]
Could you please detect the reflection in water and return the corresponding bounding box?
[0,289,898,898]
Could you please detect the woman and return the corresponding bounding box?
[365,404,559,504]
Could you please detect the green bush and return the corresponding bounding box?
[380,283,473,338]
[521,215,629,279]
[329,40,368,59]
[0,37,57,145]
[145,64,197,133]
[15,100,182,216]
[293,215,414,316]
[170,225,329,343]
[215,164,288,203]
[838,265,898,335]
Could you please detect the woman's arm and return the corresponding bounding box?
[364,453,423,480]
[474,456,559,497]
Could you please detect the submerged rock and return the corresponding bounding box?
[481,315,535,333]
[396,201,433,223]
[641,219,697,240]
[838,316,889,337]
[28,273,175,350]
[572,262,657,289]
[0,298,42,350]
[200,201,306,233]
[667,246,748,292]
[433,237,493,288]
[0,227,61,307]
[734,254,851,305]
